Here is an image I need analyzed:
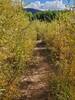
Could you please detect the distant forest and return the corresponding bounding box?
[27,10,69,22]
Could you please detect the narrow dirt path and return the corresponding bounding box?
[18,39,53,100]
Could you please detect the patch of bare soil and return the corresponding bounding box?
[18,40,53,100]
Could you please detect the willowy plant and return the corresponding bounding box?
[0,0,37,99]
[34,11,75,100]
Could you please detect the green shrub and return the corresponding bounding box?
[49,78,71,100]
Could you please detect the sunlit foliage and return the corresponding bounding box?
[0,0,75,99]
[32,11,75,100]
[0,0,37,99]
[43,11,75,100]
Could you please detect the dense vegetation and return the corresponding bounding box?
[44,13,75,99]
[0,0,37,99]
[0,0,75,100]
[27,10,73,22]
[32,11,58,22]
[33,12,75,100]
[27,10,59,22]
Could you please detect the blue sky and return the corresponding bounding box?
[23,0,74,10]
[24,0,73,5]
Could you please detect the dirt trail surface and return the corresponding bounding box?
[18,39,53,100]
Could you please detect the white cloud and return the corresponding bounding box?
[25,0,66,10]
[25,1,41,9]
